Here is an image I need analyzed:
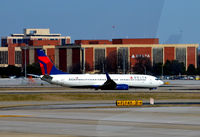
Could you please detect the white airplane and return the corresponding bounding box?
[36,49,163,90]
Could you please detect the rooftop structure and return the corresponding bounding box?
[1,28,71,47]
[75,38,159,45]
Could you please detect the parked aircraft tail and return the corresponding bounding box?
[37,49,67,75]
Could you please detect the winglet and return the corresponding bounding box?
[100,72,117,90]
[105,72,111,80]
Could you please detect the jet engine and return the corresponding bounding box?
[116,84,129,90]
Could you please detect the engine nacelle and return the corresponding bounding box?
[116,84,129,90]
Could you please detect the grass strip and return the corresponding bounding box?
[0,92,200,101]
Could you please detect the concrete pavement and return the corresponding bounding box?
[0,106,200,137]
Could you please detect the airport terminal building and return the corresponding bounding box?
[80,42,198,73]
[0,28,199,73]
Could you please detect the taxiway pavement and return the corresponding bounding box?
[0,106,200,137]
[0,79,200,136]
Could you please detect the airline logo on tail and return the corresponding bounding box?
[37,49,67,75]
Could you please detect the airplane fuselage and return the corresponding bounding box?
[47,74,163,88]
[36,49,163,90]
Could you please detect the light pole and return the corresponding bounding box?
[161,64,164,79]
[24,45,27,78]
[144,65,146,75]
[81,48,85,73]
[123,48,126,74]
[102,59,105,73]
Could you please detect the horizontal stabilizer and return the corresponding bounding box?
[41,75,53,83]
[27,74,41,78]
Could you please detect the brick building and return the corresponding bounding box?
[0,28,71,67]
[80,39,198,72]
[0,31,199,73]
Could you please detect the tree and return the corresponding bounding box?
[133,57,152,74]
[196,66,200,75]
[163,60,171,75]
[171,60,185,75]
[187,64,196,75]
[26,63,42,75]
[153,63,163,76]
[71,63,82,74]
[0,65,21,77]
[85,62,92,72]
[163,60,185,75]
[198,55,200,66]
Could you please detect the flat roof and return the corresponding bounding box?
[81,44,199,48]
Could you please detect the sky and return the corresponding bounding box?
[0,0,200,44]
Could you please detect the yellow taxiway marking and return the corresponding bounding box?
[0,115,31,117]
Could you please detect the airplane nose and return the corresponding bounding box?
[160,80,164,85]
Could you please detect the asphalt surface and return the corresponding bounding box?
[1,78,200,93]
[0,106,200,137]
[0,79,200,136]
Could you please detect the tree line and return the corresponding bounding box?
[0,58,198,78]
[0,63,41,78]
[132,58,198,76]
[86,56,199,75]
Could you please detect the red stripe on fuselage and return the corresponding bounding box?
[38,56,53,75]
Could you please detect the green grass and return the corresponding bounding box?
[0,92,200,101]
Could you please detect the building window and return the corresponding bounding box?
[61,39,66,45]
[117,48,128,72]
[17,39,23,44]
[30,30,37,34]
[15,51,22,64]
[95,48,105,71]
[153,48,163,64]
[1,39,7,47]
[0,51,8,64]
[13,39,17,44]
[176,48,186,65]
[24,39,29,44]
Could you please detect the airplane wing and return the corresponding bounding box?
[100,73,117,90]
[99,73,129,90]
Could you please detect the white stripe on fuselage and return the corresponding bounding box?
[48,74,163,88]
